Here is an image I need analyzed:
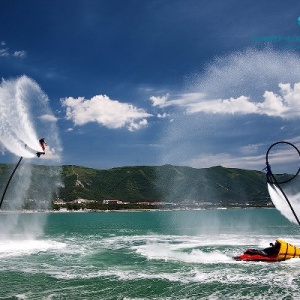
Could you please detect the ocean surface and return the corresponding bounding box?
[1,209,300,299]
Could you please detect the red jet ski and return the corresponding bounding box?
[233,248,278,262]
[234,239,300,262]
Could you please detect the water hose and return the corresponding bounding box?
[0,156,24,209]
[266,141,300,226]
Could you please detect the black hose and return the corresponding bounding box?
[266,141,300,184]
[266,141,300,226]
[0,156,23,209]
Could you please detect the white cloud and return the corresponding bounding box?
[151,83,300,119]
[128,119,148,131]
[182,139,300,171]
[239,143,264,155]
[150,92,205,108]
[183,152,266,170]
[0,48,9,57]
[149,93,170,107]
[12,50,27,58]
[39,114,58,122]
[0,42,27,59]
[257,83,300,119]
[61,95,152,131]
[186,95,257,114]
[157,113,169,118]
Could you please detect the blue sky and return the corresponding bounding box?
[1,0,300,171]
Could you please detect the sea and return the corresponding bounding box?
[1,208,300,300]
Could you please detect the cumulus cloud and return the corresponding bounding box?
[61,95,152,131]
[157,113,169,118]
[128,119,148,131]
[186,95,257,114]
[151,83,300,119]
[12,50,27,58]
[0,48,9,57]
[0,42,27,59]
[149,93,170,107]
[39,114,58,122]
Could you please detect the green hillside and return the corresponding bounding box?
[0,163,271,207]
[59,164,269,206]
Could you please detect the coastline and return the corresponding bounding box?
[0,206,274,214]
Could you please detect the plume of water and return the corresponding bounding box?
[266,141,300,225]
[158,49,300,207]
[0,75,62,239]
[267,183,300,225]
[268,184,295,224]
[0,77,42,156]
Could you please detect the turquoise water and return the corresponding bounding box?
[1,209,300,299]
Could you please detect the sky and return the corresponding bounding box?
[1,0,300,171]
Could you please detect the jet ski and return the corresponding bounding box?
[233,239,300,262]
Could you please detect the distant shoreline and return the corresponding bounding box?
[0,206,274,214]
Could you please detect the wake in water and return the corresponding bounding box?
[0,75,62,238]
[1,211,300,299]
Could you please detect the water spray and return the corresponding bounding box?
[265,141,300,226]
[0,76,62,213]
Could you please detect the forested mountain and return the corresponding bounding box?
[0,163,271,207]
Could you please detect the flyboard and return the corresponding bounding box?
[234,141,300,262]
[0,139,46,210]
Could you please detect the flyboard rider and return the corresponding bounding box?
[36,138,46,157]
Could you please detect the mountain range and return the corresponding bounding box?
[0,163,271,208]
[59,164,270,206]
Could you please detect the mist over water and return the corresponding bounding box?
[158,49,300,206]
[160,49,300,168]
[0,75,62,239]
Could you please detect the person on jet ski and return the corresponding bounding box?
[244,241,280,257]
[262,241,280,256]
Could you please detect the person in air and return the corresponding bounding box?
[263,163,273,183]
[36,138,47,157]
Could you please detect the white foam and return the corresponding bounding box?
[135,242,232,263]
[0,239,66,257]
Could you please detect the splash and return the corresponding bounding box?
[268,184,295,224]
[0,76,43,156]
[268,182,300,225]
[266,141,300,225]
[0,75,62,238]
[158,48,300,206]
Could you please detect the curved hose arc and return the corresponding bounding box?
[266,141,300,226]
[0,156,23,209]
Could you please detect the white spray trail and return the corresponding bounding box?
[0,75,62,239]
[268,183,300,225]
[0,76,43,157]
